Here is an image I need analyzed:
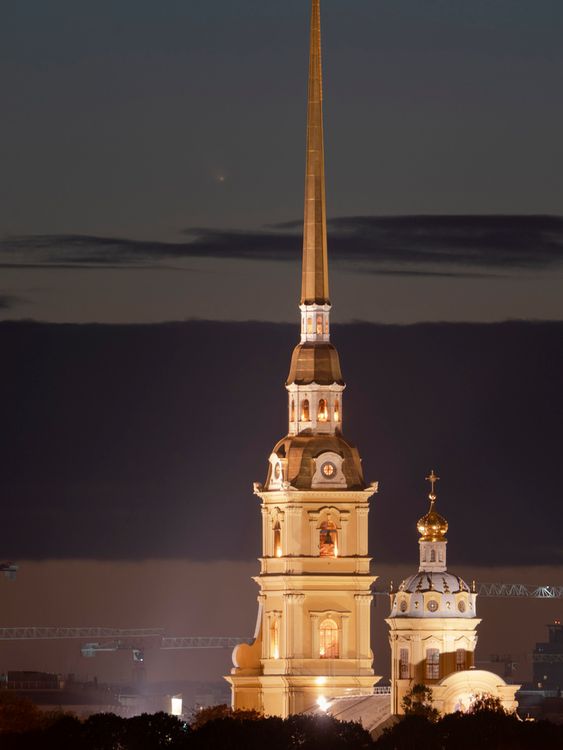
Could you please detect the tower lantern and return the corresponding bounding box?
[225,0,379,717]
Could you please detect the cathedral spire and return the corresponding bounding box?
[301,0,329,306]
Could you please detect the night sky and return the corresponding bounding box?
[0,0,562,689]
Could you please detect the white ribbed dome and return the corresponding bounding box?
[401,571,470,595]
[390,571,476,619]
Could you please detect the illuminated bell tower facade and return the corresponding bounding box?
[225,0,379,717]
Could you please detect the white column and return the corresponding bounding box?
[261,506,269,557]
[341,613,351,659]
[355,506,369,556]
[355,594,372,660]
[285,507,302,556]
[311,613,321,658]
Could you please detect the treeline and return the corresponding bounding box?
[1,699,563,749]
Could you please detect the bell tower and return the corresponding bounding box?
[225,0,379,717]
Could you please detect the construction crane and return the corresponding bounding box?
[0,627,250,661]
[476,583,563,598]
[374,582,563,599]
[80,636,248,661]
[0,627,164,640]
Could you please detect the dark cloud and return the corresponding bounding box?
[2,215,563,275]
[0,319,561,566]
[0,294,25,309]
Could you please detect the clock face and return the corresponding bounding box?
[321,461,337,479]
[400,600,408,613]
[427,600,439,613]
[274,463,281,479]
[458,600,466,613]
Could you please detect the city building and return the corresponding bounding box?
[533,621,563,691]
[225,0,379,717]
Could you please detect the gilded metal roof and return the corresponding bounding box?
[301,0,329,305]
[286,342,344,386]
[267,433,364,490]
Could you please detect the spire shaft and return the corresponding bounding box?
[301,0,329,306]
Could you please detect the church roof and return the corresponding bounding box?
[286,342,344,385]
[399,571,470,595]
[268,433,364,490]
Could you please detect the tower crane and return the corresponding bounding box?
[0,627,250,661]
[374,582,563,599]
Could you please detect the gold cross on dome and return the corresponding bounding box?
[426,470,440,500]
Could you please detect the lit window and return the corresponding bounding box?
[273,523,282,558]
[307,317,313,334]
[400,648,409,679]
[290,399,295,422]
[334,399,340,421]
[319,619,339,658]
[318,398,328,421]
[316,315,323,335]
[456,648,466,671]
[301,399,310,421]
[319,521,337,557]
[325,318,329,335]
[271,618,280,659]
[426,648,440,679]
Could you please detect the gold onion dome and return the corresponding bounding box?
[417,470,448,541]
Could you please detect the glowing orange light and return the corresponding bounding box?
[276,546,282,558]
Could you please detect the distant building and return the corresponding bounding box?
[533,621,563,690]
[0,671,184,719]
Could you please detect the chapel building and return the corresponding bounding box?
[387,472,519,715]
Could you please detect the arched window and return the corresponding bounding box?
[307,317,313,334]
[456,648,466,671]
[334,398,340,421]
[301,399,310,421]
[325,318,329,335]
[273,523,282,558]
[318,398,328,422]
[319,520,337,557]
[430,549,436,563]
[290,399,295,422]
[316,315,323,335]
[271,618,280,660]
[319,619,339,658]
[425,648,440,679]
